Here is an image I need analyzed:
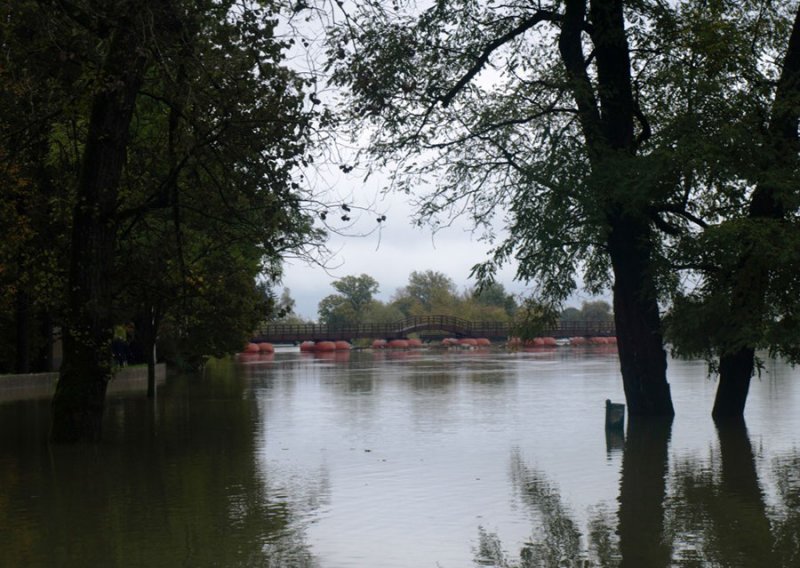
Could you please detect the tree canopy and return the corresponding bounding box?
[318,0,800,418]
[316,270,522,326]
[0,0,326,440]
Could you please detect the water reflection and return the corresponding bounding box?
[474,451,607,567]
[477,416,800,567]
[475,418,672,567]
[0,364,317,567]
[669,419,797,567]
[618,417,672,568]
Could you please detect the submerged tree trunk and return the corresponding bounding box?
[146,340,157,399]
[714,347,756,420]
[609,215,674,416]
[51,11,150,443]
[714,5,800,420]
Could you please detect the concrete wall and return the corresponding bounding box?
[0,364,166,402]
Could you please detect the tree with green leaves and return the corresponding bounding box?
[666,2,800,419]
[0,0,75,374]
[323,0,684,415]
[471,282,518,318]
[318,273,379,325]
[322,0,800,418]
[392,270,459,316]
[1,0,323,441]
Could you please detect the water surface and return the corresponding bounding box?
[1,347,798,567]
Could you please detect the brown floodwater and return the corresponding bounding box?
[0,347,798,567]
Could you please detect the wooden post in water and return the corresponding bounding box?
[606,399,625,431]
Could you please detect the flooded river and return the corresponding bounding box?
[1,346,798,567]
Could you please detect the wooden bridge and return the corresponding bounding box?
[255,315,615,343]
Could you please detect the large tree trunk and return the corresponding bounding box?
[608,214,674,416]
[560,0,674,416]
[714,6,800,420]
[51,11,150,443]
[714,347,755,419]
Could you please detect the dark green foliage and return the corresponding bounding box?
[318,273,379,325]
[661,3,800,411]
[511,297,559,341]
[472,281,518,317]
[1,1,324,439]
[559,301,613,323]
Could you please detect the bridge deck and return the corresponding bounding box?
[255,315,615,343]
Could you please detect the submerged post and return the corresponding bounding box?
[605,399,625,431]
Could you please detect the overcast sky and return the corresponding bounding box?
[281,198,523,320]
[279,167,602,321]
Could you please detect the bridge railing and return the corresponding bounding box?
[256,315,615,342]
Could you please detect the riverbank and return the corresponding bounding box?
[0,364,167,402]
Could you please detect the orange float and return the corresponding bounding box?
[388,339,409,349]
[476,338,491,346]
[257,342,274,353]
[541,337,558,347]
[300,341,315,352]
[372,339,387,349]
[314,341,336,352]
[569,337,588,346]
[407,338,423,348]
[243,342,260,353]
[335,340,351,350]
[458,338,478,347]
